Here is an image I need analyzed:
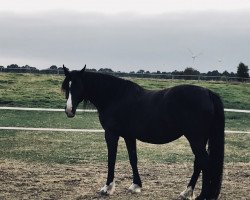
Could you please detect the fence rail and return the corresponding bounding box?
[0,126,249,134]
[0,106,249,113]
[0,106,249,134]
[0,106,97,112]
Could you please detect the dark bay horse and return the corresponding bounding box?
[61,65,225,200]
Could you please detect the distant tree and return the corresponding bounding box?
[183,67,200,75]
[19,65,31,73]
[30,67,38,71]
[21,65,31,69]
[206,70,221,76]
[230,72,236,77]
[145,71,150,74]
[237,62,249,80]
[98,68,113,73]
[87,68,97,72]
[222,70,230,76]
[0,66,4,72]
[183,67,200,80]
[7,64,19,69]
[172,70,183,75]
[50,65,58,70]
[137,69,145,74]
[129,71,135,74]
[156,70,161,74]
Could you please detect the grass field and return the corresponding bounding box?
[0,131,249,164]
[0,72,249,163]
[0,72,250,109]
[0,72,249,199]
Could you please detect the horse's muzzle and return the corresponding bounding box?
[65,106,75,118]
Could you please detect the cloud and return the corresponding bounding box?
[0,10,250,72]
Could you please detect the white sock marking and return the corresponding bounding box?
[128,183,141,193]
[179,186,195,200]
[100,181,115,195]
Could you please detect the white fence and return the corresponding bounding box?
[0,106,249,134]
[0,126,249,134]
[0,106,250,113]
[0,106,97,112]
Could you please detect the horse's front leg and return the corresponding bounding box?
[124,137,142,193]
[100,131,119,195]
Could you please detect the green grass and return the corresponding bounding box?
[132,78,250,110]
[0,110,102,129]
[0,73,63,108]
[0,72,249,165]
[0,73,250,109]
[0,131,249,164]
[225,112,250,131]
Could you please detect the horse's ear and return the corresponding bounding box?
[63,65,70,76]
[81,65,86,73]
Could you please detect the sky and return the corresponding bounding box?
[0,0,250,73]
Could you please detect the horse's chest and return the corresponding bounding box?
[99,112,123,132]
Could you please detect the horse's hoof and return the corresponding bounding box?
[179,186,195,200]
[195,195,205,200]
[100,181,115,195]
[195,196,216,200]
[128,183,141,193]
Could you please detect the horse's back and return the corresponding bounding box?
[134,85,215,143]
[163,85,213,113]
[162,85,215,137]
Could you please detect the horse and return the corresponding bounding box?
[61,65,225,200]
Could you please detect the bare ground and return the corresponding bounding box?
[0,159,249,200]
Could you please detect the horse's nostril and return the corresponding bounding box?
[65,106,75,118]
[66,110,75,118]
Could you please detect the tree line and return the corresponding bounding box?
[0,62,249,81]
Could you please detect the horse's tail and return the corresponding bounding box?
[208,91,225,198]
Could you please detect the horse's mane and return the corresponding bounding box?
[83,72,143,99]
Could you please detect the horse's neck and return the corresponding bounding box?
[84,72,126,110]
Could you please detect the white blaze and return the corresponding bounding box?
[66,81,72,111]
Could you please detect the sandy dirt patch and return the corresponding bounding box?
[0,159,249,199]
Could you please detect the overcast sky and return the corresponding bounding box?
[0,0,250,72]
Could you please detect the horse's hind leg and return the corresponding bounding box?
[180,160,201,199]
[124,137,142,193]
[188,159,201,190]
[180,139,210,200]
[191,143,210,200]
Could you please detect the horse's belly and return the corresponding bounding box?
[135,130,182,144]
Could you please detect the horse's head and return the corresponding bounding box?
[61,65,86,118]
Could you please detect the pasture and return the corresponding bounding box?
[0,72,250,199]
